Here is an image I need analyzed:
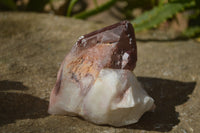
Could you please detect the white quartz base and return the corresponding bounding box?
[48,68,154,127]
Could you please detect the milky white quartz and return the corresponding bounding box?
[48,68,154,127]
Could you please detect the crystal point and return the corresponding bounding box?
[48,21,154,127]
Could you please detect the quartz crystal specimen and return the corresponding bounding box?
[48,21,154,127]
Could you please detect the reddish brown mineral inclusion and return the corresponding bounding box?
[55,21,137,95]
[72,20,137,70]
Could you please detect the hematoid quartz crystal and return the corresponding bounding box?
[48,21,155,127]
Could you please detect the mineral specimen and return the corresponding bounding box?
[48,21,154,127]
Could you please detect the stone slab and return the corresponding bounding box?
[0,12,200,133]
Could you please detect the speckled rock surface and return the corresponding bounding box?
[0,12,200,133]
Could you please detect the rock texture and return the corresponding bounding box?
[0,12,200,132]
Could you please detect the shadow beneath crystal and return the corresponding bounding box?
[0,80,49,126]
[124,77,196,132]
[0,80,29,91]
